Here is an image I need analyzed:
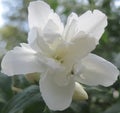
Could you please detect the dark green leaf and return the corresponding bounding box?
[102,101,120,113]
[2,85,45,113]
[0,73,13,101]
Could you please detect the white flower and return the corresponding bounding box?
[1,1,119,111]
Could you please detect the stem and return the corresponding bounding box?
[88,0,95,10]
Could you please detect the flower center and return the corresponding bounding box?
[54,55,64,63]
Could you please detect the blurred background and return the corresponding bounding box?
[0,0,120,113]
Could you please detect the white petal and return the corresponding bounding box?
[28,28,52,55]
[43,13,64,43]
[77,10,107,43]
[28,27,37,44]
[64,32,96,62]
[28,1,53,29]
[1,44,45,76]
[75,53,119,86]
[40,70,75,111]
[63,12,78,41]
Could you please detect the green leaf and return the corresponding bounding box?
[0,73,13,101]
[1,85,45,113]
[102,101,120,113]
[12,75,30,89]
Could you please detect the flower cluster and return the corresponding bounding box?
[1,1,119,111]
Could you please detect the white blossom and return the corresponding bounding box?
[1,1,119,111]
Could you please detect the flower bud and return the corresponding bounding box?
[73,82,88,101]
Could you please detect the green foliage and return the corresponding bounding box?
[0,25,27,49]
[0,73,12,112]
[1,85,45,113]
[0,0,120,113]
[102,101,120,113]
